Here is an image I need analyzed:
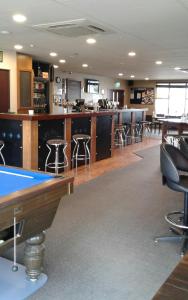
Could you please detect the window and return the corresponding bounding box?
[155,83,188,116]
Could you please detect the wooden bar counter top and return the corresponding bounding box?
[0,108,147,120]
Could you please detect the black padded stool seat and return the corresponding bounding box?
[47,139,66,146]
[155,143,188,256]
[0,140,5,165]
[72,134,91,169]
[72,134,90,140]
[45,138,68,174]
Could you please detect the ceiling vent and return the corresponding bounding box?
[32,19,113,37]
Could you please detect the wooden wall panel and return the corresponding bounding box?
[22,120,38,169]
[17,54,33,111]
[0,69,10,113]
[17,54,32,70]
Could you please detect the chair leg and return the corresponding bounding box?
[154,234,182,243]
[169,226,182,236]
[154,228,188,256]
[180,235,188,257]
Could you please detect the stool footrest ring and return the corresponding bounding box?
[165,211,188,230]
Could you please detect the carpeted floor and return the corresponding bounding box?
[5,145,183,299]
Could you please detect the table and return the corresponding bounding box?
[152,254,188,299]
[161,118,188,142]
[0,165,73,299]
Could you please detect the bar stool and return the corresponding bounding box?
[141,121,152,137]
[72,134,91,169]
[45,139,68,174]
[0,140,5,165]
[123,123,137,145]
[114,124,125,147]
[134,122,143,143]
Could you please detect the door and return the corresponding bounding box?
[0,69,10,112]
[66,79,81,101]
[109,89,125,108]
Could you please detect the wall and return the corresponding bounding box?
[53,70,127,110]
[0,50,17,112]
[127,80,156,115]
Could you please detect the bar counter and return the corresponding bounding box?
[0,109,147,171]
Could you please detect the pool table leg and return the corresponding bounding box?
[24,231,46,281]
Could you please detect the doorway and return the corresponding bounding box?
[109,89,125,108]
[0,69,10,112]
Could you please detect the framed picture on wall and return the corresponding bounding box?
[130,88,154,105]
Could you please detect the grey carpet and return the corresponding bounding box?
[5,145,183,300]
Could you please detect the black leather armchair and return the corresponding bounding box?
[155,143,188,256]
[179,136,188,160]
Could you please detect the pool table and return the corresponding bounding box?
[0,166,74,281]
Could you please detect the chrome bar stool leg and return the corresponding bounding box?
[72,138,76,169]
[75,142,80,170]
[0,141,5,165]
[86,139,91,166]
[83,141,87,166]
[54,145,59,175]
[63,144,68,170]
[45,144,52,172]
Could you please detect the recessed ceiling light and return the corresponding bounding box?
[130,75,135,78]
[82,63,88,68]
[59,59,66,63]
[50,52,57,57]
[145,77,149,80]
[13,14,27,23]
[1,30,10,34]
[30,44,34,48]
[14,44,23,50]
[53,65,59,69]
[86,38,96,44]
[174,67,181,70]
[128,51,136,56]
[118,73,123,76]
[155,61,163,65]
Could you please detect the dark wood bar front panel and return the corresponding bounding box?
[0,119,22,167]
[96,115,112,161]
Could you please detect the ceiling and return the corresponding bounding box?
[1,0,188,80]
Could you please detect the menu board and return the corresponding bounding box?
[130,88,154,105]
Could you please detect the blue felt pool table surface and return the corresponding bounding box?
[0,166,54,197]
